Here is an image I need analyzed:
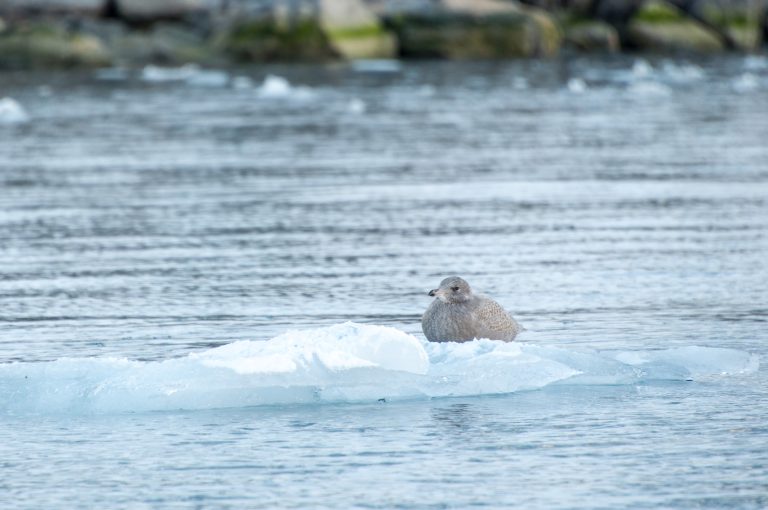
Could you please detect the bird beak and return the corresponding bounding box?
[428,289,437,297]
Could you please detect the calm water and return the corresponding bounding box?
[1,56,767,508]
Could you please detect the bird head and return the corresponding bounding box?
[428,276,472,304]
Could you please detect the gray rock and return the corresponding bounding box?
[0,21,112,68]
[627,19,725,52]
[318,0,396,59]
[565,20,620,52]
[218,0,396,61]
[0,0,105,15]
[383,0,561,58]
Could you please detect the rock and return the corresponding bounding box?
[102,22,218,65]
[627,20,725,52]
[114,0,204,21]
[148,23,216,62]
[384,0,561,58]
[0,21,112,68]
[525,8,561,56]
[219,0,397,61]
[219,16,334,62]
[0,0,105,16]
[318,0,396,59]
[565,20,620,52]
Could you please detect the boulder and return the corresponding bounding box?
[105,22,218,65]
[318,0,396,59]
[384,0,561,58]
[564,20,620,52]
[627,19,725,52]
[0,0,105,16]
[0,21,111,68]
[219,16,335,61]
[219,0,397,61]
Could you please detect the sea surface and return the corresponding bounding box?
[1,56,767,509]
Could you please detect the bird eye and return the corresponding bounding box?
[451,286,459,291]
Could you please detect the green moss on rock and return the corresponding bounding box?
[388,11,560,58]
[628,20,724,52]
[325,23,396,59]
[634,1,686,24]
[0,22,111,69]
[564,20,620,52]
[221,19,335,61]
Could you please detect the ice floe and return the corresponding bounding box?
[0,323,758,415]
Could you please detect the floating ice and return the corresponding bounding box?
[0,98,29,125]
[347,98,366,114]
[140,64,229,87]
[256,75,313,99]
[141,64,200,82]
[733,72,760,93]
[567,78,588,93]
[0,323,757,415]
[632,59,654,78]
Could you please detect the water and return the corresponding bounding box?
[1,56,767,508]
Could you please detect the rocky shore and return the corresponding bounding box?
[0,0,765,68]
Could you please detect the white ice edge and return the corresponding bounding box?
[0,322,759,414]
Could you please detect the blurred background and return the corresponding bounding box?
[0,0,767,65]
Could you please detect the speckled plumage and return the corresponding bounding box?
[422,276,521,342]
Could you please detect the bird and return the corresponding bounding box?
[421,276,522,342]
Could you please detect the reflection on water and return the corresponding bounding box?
[431,403,477,432]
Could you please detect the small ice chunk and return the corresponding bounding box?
[567,78,587,93]
[0,98,29,125]
[141,64,199,82]
[733,72,759,92]
[257,75,293,97]
[347,98,366,114]
[257,75,313,99]
[632,59,654,78]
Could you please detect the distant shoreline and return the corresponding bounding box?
[0,0,766,70]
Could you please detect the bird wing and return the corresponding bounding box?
[474,297,521,340]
